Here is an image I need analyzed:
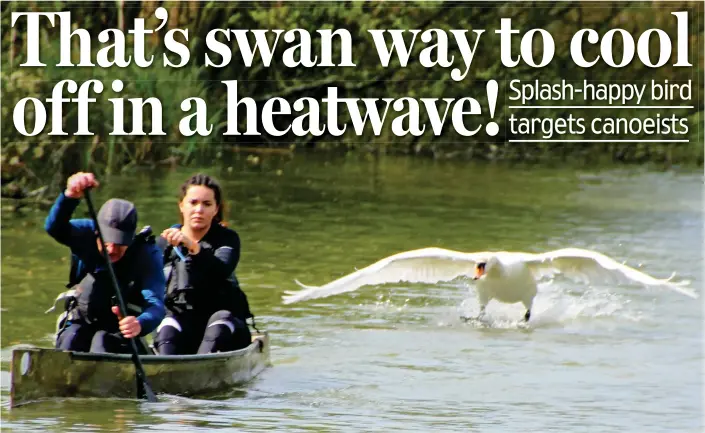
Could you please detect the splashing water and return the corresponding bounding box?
[453,279,645,330]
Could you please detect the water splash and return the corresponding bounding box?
[455,280,642,330]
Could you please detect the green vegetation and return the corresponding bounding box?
[1,1,703,203]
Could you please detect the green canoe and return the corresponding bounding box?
[10,333,270,407]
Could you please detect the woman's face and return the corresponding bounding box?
[179,185,219,231]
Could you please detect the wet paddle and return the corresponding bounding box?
[84,190,158,403]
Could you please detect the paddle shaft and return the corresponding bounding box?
[172,245,187,261]
[84,190,158,402]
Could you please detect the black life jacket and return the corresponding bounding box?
[159,238,253,323]
[66,227,157,330]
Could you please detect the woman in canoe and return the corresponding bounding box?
[154,173,253,355]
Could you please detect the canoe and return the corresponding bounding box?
[10,333,270,408]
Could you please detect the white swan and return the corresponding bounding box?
[282,247,696,321]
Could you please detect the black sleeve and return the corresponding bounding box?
[187,227,241,283]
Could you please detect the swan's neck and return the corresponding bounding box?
[485,261,503,278]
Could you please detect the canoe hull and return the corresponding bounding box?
[10,333,270,407]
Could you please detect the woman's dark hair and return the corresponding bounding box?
[179,173,226,225]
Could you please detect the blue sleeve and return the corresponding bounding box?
[136,243,166,335]
[45,192,95,248]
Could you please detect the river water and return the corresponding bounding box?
[1,153,702,432]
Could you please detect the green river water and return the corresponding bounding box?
[1,153,702,432]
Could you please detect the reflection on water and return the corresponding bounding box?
[1,153,702,432]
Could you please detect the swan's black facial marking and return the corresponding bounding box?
[473,262,486,280]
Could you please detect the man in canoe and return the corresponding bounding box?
[45,172,166,353]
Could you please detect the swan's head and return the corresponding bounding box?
[473,256,501,280]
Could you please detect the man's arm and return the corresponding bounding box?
[45,192,93,247]
[46,172,101,248]
[136,243,167,336]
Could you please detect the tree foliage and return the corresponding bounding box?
[1,1,703,199]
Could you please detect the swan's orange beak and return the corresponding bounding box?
[473,264,485,280]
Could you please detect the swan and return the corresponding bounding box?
[282,247,696,321]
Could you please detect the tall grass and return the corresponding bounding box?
[2,41,224,196]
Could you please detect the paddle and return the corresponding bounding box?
[172,245,187,261]
[84,190,158,403]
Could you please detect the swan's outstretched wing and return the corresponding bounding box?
[282,247,486,304]
[522,248,697,298]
